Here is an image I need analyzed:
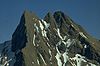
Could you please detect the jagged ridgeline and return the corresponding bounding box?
[0,10,100,66]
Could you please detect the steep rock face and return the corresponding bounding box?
[11,12,27,66]
[11,10,100,66]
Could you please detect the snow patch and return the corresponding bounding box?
[3,59,12,66]
[66,39,72,47]
[55,28,66,40]
[37,59,40,65]
[89,63,96,66]
[79,32,87,39]
[55,53,62,66]
[84,45,87,48]
[39,20,49,40]
[33,18,35,20]
[32,62,34,64]
[70,54,87,66]
[34,23,39,33]
[55,44,70,66]
[37,44,39,47]
[49,49,52,60]
[86,64,89,66]
[47,43,50,47]
[5,56,7,60]
[33,34,36,46]
[62,52,69,66]
[42,30,49,40]
[39,20,44,31]
[57,28,63,40]
[71,24,78,30]
[50,62,52,64]
[56,45,61,54]
[62,39,74,48]
[33,18,38,22]
[39,53,47,65]
[41,19,50,29]
[55,45,63,66]
[63,36,67,40]
[42,30,46,37]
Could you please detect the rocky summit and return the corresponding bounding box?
[0,10,100,66]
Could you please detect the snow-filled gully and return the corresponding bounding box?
[55,37,71,66]
[38,20,49,40]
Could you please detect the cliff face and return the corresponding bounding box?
[11,11,100,66]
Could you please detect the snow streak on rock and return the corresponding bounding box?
[62,52,69,66]
[39,20,44,31]
[56,28,63,40]
[34,23,39,33]
[49,49,52,61]
[33,34,36,46]
[79,32,87,39]
[37,59,40,65]
[55,53,62,66]
[39,53,47,65]
[39,20,49,40]
[32,62,34,64]
[89,63,96,66]
[70,54,87,66]
[41,19,50,29]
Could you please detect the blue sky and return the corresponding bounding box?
[0,0,100,43]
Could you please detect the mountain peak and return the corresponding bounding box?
[54,11,68,20]
[23,10,30,14]
[54,11,65,15]
[23,10,39,20]
[0,10,100,66]
[12,11,100,66]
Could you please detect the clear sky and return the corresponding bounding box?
[0,0,100,43]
